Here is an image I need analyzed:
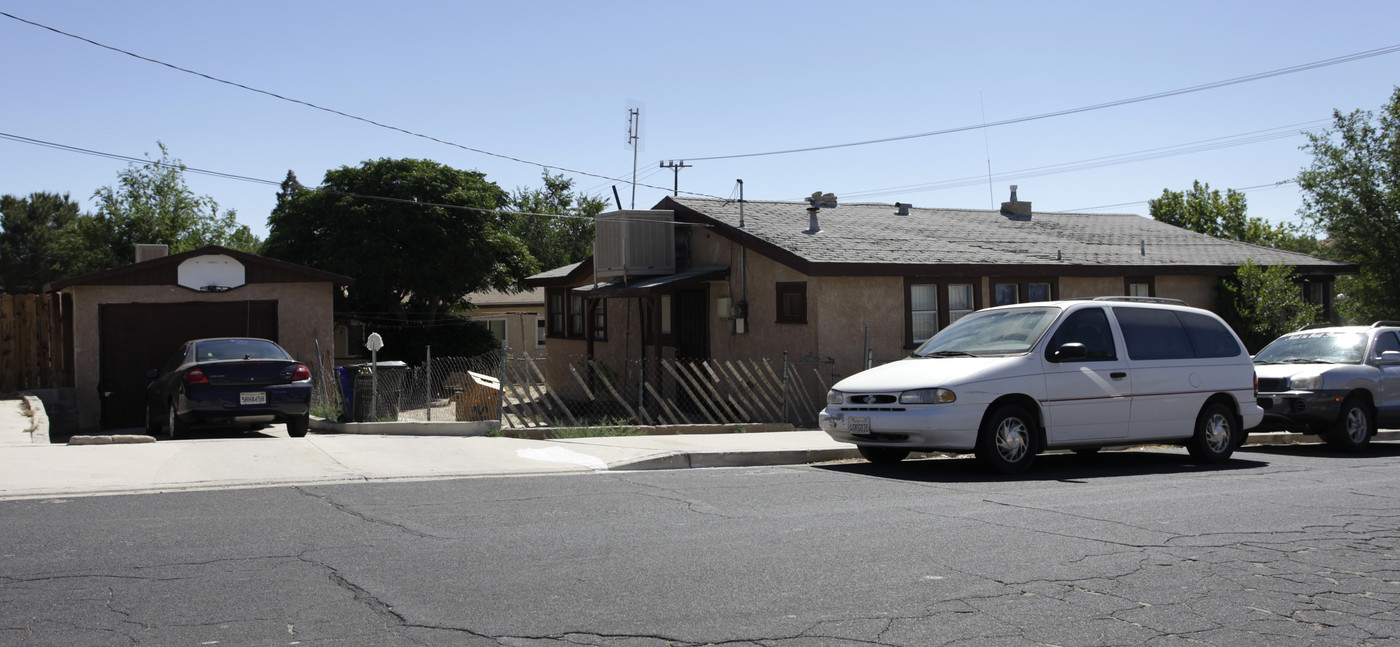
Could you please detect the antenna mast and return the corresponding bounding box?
[627,108,640,209]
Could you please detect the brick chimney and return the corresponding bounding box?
[1000,185,1032,220]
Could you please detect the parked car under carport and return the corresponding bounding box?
[145,337,312,438]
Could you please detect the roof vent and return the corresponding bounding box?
[894,202,911,216]
[1000,185,1032,220]
[135,244,168,263]
[804,191,836,235]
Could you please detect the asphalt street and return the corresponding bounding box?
[2,443,1399,646]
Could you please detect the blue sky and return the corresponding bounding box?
[3,2,1398,241]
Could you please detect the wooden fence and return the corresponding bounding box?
[496,354,837,429]
[0,293,72,392]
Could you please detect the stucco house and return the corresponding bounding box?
[526,190,1355,405]
[45,244,353,431]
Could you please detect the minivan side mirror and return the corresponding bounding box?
[1378,350,1400,366]
[1052,342,1088,361]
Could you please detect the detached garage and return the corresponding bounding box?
[45,245,353,431]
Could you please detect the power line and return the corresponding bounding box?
[1064,180,1295,212]
[683,44,1400,161]
[0,10,725,201]
[834,120,1328,201]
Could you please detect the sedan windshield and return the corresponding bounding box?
[193,339,290,362]
[1254,332,1367,365]
[914,307,1059,357]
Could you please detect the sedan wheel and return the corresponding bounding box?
[167,402,184,439]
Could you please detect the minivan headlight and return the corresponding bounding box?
[827,390,844,405]
[900,388,956,404]
[1289,374,1323,391]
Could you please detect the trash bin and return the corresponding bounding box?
[347,361,409,422]
[334,366,353,421]
[448,371,501,421]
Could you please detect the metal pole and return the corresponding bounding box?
[370,348,378,421]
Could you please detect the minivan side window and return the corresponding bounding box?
[1177,311,1243,358]
[1046,308,1117,361]
[1114,307,1194,360]
[1372,331,1400,360]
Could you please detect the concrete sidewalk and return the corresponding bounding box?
[0,396,860,500]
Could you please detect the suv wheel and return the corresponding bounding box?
[976,404,1036,474]
[1325,396,1373,452]
[1186,403,1237,463]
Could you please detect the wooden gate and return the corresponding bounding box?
[0,293,71,392]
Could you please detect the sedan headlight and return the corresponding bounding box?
[827,390,844,405]
[900,388,956,404]
[1288,374,1323,390]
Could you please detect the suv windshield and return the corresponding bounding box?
[914,307,1059,357]
[1253,332,1367,365]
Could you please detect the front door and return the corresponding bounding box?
[1038,307,1131,443]
[674,289,708,361]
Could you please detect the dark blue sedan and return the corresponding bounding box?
[145,338,312,438]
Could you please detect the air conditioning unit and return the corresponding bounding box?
[594,210,675,280]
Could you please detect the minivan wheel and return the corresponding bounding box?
[976,404,1036,474]
[858,446,909,465]
[1186,403,1236,463]
[1325,397,1373,452]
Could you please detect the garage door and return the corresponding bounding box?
[98,301,278,429]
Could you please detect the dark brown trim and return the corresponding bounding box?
[45,245,353,291]
[990,277,1060,306]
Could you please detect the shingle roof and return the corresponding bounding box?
[662,197,1353,274]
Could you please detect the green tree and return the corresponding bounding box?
[506,170,609,271]
[0,192,84,294]
[76,142,260,274]
[1220,259,1321,353]
[1149,180,1319,253]
[1297,86,1400,323]
[263,158,534,317]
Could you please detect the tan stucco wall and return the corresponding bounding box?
[67,282,335,431]
[1059,276,1126,300]
[1154,275,1219,309]
[466,304,545,360]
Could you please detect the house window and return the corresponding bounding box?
[994,283,1019,306]
[948,284,975,323]
[547,290,566,337]
[484,318,507,348]
[1028,282,1052,302]
[906,278,982,347]
[569,293,585,337]
[910,284,938,344]
[591,299,607,340]
[1125,277,1154,297]
[776,282,807,324]
[535,317,546,348]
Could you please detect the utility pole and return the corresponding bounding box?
[659,160,691,196]
[627,108,640,209]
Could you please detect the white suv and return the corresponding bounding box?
[1252,322,1400,451]
[819,298,1263,474]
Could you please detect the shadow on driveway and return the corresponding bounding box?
[817,448,1271,484]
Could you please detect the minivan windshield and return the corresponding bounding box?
[914,307,1060,357]
[1253,331,1367,365]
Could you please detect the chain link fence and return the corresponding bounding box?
[311,350,838,429]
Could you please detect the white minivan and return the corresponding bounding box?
[819,297,1263,474]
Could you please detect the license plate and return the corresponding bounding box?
[240,392,266,405]
[847,416,871,434]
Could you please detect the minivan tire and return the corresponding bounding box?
[976,404,1037,474]
[1325,396,1373,452]
[1186,402,1236,463]
[858,446,909,465]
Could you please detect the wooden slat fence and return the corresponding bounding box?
[0,293,72,392]
[497,354,836,429]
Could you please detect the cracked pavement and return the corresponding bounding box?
[2,445,1399,645]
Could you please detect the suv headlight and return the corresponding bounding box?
[1289,374,1323,391]
[900,388,956,404]
[827,390,844,405]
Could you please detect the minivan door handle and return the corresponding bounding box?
[1110,372,1127,379]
